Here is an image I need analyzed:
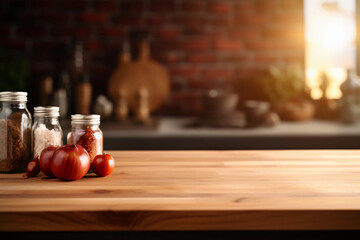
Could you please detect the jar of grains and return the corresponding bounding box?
[0,92,32,173]
[32,106,63,158]
[67,114,103,162]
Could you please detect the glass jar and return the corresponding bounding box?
[0,92,32,173]
[32,106,63,158]
[67,114,103,162]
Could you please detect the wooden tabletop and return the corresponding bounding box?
[1,150,360,231]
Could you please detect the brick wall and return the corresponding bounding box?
[0,0,304,116]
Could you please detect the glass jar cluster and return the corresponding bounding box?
[0,91,103,173]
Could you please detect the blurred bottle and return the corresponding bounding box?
[71,40,84,114]
[114,41,130,121]
[119,41,131,64]
[134,88,149,123]
[39,75,53,106]
[115,88,128,121]
[76,72,92,115]
[52,71,70,118]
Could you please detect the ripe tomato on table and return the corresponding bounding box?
[92,154,115,177]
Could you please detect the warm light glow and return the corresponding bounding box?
[306,68,321,99]
[329,68,347,81]
[306,68,346,99]
[326,68,347,99]
[306,68,318,80]
[321,20,355,50]
[305,0,356,99]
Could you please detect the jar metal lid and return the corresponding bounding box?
[0,92,27,102]
[34,106,60,117]
[71,114,100,125]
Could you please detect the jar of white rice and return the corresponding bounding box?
[32,106,63,158]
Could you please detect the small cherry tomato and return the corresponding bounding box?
[23,157,40,179]
[92,154,115,177]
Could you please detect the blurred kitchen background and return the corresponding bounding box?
[1,0,360,150]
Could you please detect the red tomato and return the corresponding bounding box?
[92,154,115,177]
[23,157,40,178]
[51,144,90,181]
[39,145,58,177]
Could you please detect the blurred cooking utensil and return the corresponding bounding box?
[108,40,170,114]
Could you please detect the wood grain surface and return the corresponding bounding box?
[1,150,360,231]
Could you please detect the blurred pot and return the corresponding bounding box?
[243,100,270,127]
[202,89,239,119]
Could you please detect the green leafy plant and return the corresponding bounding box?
[261,62,309,105]
[0,49,28,91]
